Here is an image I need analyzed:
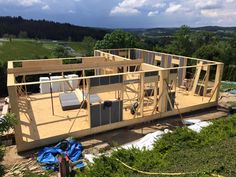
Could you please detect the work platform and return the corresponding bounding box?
[7,48,223,151]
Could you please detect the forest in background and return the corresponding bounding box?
[0,16,236,97]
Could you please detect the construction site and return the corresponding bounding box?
[7,48,224,152]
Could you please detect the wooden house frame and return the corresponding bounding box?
[7,48,223,152]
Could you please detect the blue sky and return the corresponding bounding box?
[0,0,236,28]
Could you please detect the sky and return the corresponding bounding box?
[0,0,236,28]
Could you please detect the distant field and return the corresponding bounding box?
[0,38,85,63]
[0,39,54,62]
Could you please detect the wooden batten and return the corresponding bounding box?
[158,70,168,112]
[22,60,63,68]
[9,59,143,76]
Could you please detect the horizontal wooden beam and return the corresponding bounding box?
[8,59,143,76]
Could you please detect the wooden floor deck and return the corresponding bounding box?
[17,87,213,145]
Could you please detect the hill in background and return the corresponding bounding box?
[0,16,109,41]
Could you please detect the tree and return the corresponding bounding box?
[167,25,193,56]
[191,31,216,50]
[0,113,17,135]
[52,45,69,58]
[81,36,96,56]
[95,30,139,49]
[18,31,28,38]
[193,44,222,61]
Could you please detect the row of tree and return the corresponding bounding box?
[0,16,108,41]
[94,27,236,81]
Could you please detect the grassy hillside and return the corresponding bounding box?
[0,38,87,97]
[0,39,54,63]
[0,39,89,63]
[80,115,236,177]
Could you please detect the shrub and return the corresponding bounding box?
[0,113,17,135]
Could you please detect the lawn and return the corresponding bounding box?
[0,39,56,62]
[78,115,236,177]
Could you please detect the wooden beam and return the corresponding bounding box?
[158,70,168,112]
[140,73,144,117]
[211,63,224,102]
[7,85,22,152]
[8,59,143,76]
[203,65,210,96]
[22,60,63,68]
[90,83,123,94]
[190,62,203,95]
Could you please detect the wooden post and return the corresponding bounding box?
[139,73,144,117]
[158,70,168,112]
[128,49,131,59]
[8,85,22,151]
[212,63,224,102]
[153,81,158,113]
[190,62,203,95]
[203,65,210,96]
[87,79,91,127]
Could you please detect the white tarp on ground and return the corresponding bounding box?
[188,121,212,133]
[122,130,165,150]
[84,119,213,163]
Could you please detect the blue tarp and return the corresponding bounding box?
[37,138,84,171]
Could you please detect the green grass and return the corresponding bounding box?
[0,39,54,62]
[220,82,236,91]
[78,115,236,177]
[68,42,84,52]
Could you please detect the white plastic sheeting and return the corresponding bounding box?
[40,74,79,93]
[188,121,212,133]
[39,77,50,94]
[68,74,79,89]
[122,130,165,150]
[50,76,63,92]
[84,119,213,163]
[182,119,201,125]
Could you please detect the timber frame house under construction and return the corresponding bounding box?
[7,48,224,152]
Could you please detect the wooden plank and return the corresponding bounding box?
[82,56,106,64]
[90,83,123,94]
[22,60,63,68]
[7,86,22,151]
[15,101,217,152]
[8,59,143,76]
[211,63,224,102]
[190,62,203,95]
[158,70,168,112]
[140,73,144,117]
[141,63,161,70]
[172,58,180,65]
[155,55,162,61]
[203,65,210,96]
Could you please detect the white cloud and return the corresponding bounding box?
[110,0,147,15]
[165,3,182,13]
[68,10,75,14]
[0,0,42,7]
[153,2,166,8]
[110,6,140,15]
[148,10,159,16]
[41,4,49,10]
[194,0,221,9]
[201,9,236,18]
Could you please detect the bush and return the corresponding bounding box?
[0,113,17,135]
[79,115,236,177]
